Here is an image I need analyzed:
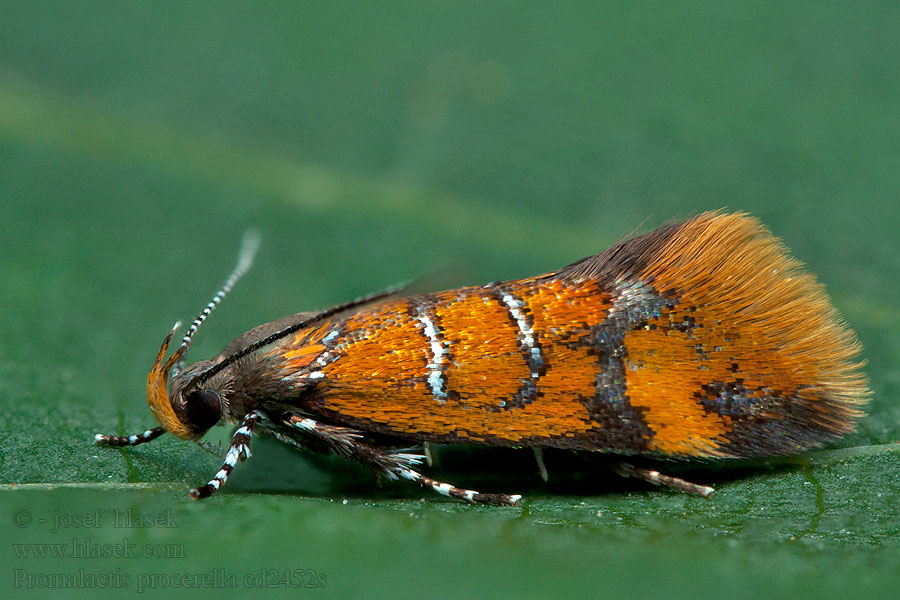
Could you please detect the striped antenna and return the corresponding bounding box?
[169,230,261,366]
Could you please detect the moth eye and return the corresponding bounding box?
[184,389,223,432]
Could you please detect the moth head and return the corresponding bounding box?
[146,323,224,440]
[145,229,260,441]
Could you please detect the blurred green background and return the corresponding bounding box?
[1,2,899,598]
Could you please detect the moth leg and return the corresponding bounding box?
[392,464,522,506]
[190,411,260,499]
[616,462,715,498]
[532,447,549,482]
[94,427,166,447]
[277,414,522,506]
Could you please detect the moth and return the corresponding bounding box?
[96,212,869,504]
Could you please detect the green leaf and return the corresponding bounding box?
[2,2,899,598]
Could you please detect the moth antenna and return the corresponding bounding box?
[171,358,186,379]
[165,229,261,370]
[179,228,261,351]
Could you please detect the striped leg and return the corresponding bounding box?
[190,412,260,499]
[616,462,715,498]
[278,414,522,506]
[393,465,522,506]
[94,427,166,447]
[276,414,424,474]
